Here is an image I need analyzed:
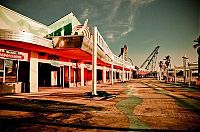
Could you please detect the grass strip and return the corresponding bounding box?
[116,88,149,129]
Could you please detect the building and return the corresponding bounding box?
[0,5,133,94]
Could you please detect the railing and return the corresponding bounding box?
[124,60,132,68]
[113,54,123,67]
[96,31,113,60]
[0,29,53,48]
[95,29,132,69]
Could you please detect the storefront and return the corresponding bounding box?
[0,48,29,94]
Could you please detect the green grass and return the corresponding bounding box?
[116,88,149,130]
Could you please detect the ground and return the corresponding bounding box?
[0,78,200,131]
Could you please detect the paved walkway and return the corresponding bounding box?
[0,78,199,131]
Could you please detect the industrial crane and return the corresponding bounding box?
[140,46,160,71]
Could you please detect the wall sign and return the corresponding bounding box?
[0,49,28,61]
[0,52,24,59]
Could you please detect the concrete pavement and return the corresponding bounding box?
[0,78,200,131]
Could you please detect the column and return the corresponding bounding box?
[188,65,191,86]
[174,67,177,83]
[102,66,106,83]
[92,27,97,95]
[111,64,114,84]
[80,63,84,86]
[119,70,121,80]
[122,67,125,82]
[30,52,38,93]
[60,66,62,86]
[63,66,65,88]
[69,65,71,87]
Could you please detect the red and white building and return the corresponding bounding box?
[0,5,133,94]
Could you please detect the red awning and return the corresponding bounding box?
[0,39,113,67]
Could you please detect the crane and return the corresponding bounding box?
[140,46,160,71]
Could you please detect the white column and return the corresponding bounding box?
[63,66,65,88]
[111,64,114,84]
[3,59,5,84]
[16,60,19,83]
[69,65,71,87]
[80,63,84,86]
[159,68,162,80]
[119,70,121,80]
[92,27,97,95]
[103,66,106,83]
[122,63,125,82]
[60,66,62,86]
[174,67,177,83]
[74,70,76,84]
[188,65,191,86]
[30,58,38,93]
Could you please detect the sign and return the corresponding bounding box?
[0,52,24,60]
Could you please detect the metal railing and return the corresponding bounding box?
[95,29,132,69]
[96,32,113,60]
[0,29,53,48]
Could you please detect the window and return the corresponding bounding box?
[0,59,18,83]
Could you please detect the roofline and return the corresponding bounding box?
[0,5,49,28]
[47,12,81,26]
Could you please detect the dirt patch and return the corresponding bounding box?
[133,79,200,130]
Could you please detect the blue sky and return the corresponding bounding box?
[0,0,199,68]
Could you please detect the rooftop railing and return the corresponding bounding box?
[96,31,113,60]
[95,29,132,68]
[0,29,53,48]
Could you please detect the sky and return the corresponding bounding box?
[0,0,199,69]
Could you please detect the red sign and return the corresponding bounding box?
[0,52,24,60]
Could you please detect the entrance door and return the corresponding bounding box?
[38,62,61,87]
[18,61,30,92]
[38,62,51,87]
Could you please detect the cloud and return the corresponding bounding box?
[120,13,135,37]
[81,0,155,43]
[130,0,155,5]
[107,33,114,42]
[106,0,122,23]
[119,0,155,37]
[80,8,89,20]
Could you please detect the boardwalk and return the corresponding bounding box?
[0,78,200,131]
